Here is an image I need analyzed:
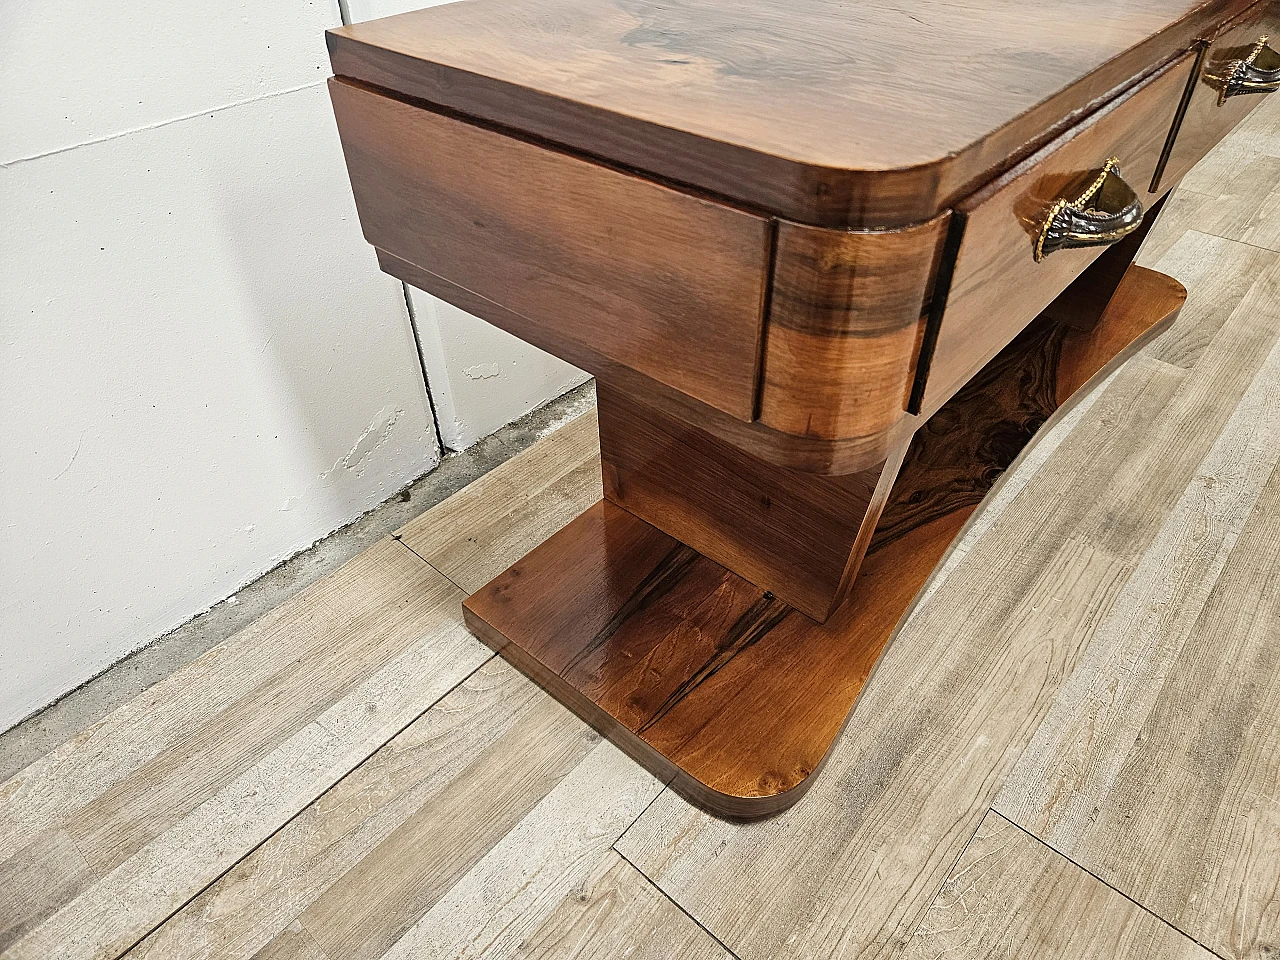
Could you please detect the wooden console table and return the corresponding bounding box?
[327,0,1279,818]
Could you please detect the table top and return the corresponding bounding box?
[328,0,1249,227]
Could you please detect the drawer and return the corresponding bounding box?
[1155,0,1280,191]
[328,78,772,421]
[920,53,1195,415]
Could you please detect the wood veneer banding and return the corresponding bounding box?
[758,215,951,442]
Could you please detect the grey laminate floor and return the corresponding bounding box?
[2,94,1279,960]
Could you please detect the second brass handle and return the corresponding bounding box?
[1208,35,1280,101]
[1034,158,1145,262]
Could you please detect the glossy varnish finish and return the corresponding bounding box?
[327,0,1254,227]
[1156,0,1280,189]
[597,384,899,621]
[922,54,1193,414]
[328,76,771,420]
[465,265,1187,817]
[8,100,1280,953]
[758,214,950,443]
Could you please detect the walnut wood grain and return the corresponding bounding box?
[1155,0,1280,190]
[377,249,917,477]
[464,265,1185,818]
[876,267,1186,554]
[758,215,950,442]
[922,54,1193,416]
[327,0,1254,228]
[328,77,771,421]
[598,384,903,621]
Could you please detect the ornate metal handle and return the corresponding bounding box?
[1206,35,1280,101]
[1034,158,1145,262]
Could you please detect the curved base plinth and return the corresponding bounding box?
[463,266,1186,819]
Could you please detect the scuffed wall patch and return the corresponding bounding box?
[462,362,502,380]
[323,407,405,480]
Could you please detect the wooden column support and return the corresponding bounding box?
[463,265,1186,819]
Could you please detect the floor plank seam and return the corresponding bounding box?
[897,798,997,954]
[111,650,499,960]
[390,535,469,594]
[1199,234,1280,255]
[614,783,676,847]
[612,847,744,960]
[991,809,1229,960]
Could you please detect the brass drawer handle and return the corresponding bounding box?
[1207,35,1280,101]
[1034,158,1145,262]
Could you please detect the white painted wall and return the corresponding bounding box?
[0,1,443,730]
[349,0,590,450]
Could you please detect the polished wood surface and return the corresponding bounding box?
[922,54,1192,415]
[328,77,771,420]
[328,0,1252,227]
[464,265,1186,817]
[1157,0,1280,189]
[758,214,949,442]
[376,247,917,475]
[598,384,899,621]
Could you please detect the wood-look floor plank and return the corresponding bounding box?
[416,852,730,960]
[1135,189,1215,268]
[126,660,548,960]
[127,659,680,960]
[287,698,608,960]
[1137,230,1277,368]
[615,238,1280,957]
[0,540,471,856]
[904,811,1215,960]
[0,540,488,960]
[1191,154,1280,253]
[374,760,708,960]
[0,829,90,946]
[1177,93,1280,197]
[397,408,601,593]
[995,440,1280,957]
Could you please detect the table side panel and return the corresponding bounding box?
[1157,0,1280,189]
[921,53,1194,415]
[328,77,772,421]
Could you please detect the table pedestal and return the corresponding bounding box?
[463,264,1185,819]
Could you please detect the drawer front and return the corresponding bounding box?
[921,54,1194,415]
[1157,0,1280,191]
[329,78,772,421]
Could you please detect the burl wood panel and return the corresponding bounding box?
[327,0,1253,227]
[465,266,1186,818]
[1155,0,1280,190]
[758,215,950,442]
[598,384,903,621]
[327,77,771,421]
[922,54,1193,415]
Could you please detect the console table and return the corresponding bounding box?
[326,0,1279,818]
